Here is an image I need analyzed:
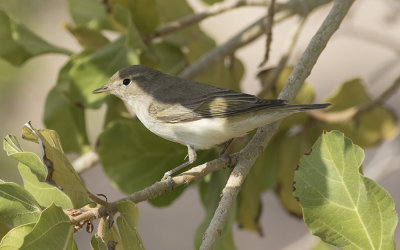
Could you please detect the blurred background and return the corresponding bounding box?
[0,0,399,249]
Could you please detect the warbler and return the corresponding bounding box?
[93,65,329,180]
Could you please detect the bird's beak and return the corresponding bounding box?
[92,86,109,94]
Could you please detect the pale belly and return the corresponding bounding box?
[127,99,293,149]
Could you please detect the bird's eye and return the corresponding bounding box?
[122,79,131,85]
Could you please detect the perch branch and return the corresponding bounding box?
[200,1,355,249]
[151,0,269,39]
[67,154,237,224]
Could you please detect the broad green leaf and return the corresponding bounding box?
[276,129,321,217]
[3,135,73,209]
[109,4,147,50]
[237,170,263,235]
[151,41,186,75]
[21,125,91,208]
[69,37,140,109]
[109,0,159,35]
[0,222,10,241]
[0,223,35,249]
[97,120,189,206]
[194,58,244,92]
[0,10,70,66]
[323,78,397,147]
[91,234,108,250]
[294,130,397,249]
[116,200,144,250]
[201,0,224,5]
[0,182,41,227]
[67,0,111,30]
[156,0,215,63]
[44,59,91,154]
[20,204,75,250]
[64,24,109,50]
[195,171,236,250]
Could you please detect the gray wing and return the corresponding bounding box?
[149,89,287,123]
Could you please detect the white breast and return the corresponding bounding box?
[125,99,291,149]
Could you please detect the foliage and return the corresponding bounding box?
[0,0,398,249]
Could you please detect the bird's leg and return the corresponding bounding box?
[219,138,234,156]
[162,145,197,181]
[219,138,234,168]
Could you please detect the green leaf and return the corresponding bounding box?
[19,204,75,250]
[92,217,123,250]
[116,200,144,250]
[109,4,147,50]
[64,24,109,50]
[0,182,41,227]
[97,120,189,206]
[3,135,73,209]
[44,60,91,154]
[151,41,186,75]
[69,37,140,109]
[194,58,244,92]
[237,170,263,235]
[201,0,224,5]
[156,0,215,63]
[0,223,35,249]
[67,0,111,30]
[323,78,397,147]
[294,130,398,249]
[0,10,70,66]
[21,125,92,208]
[109,0,159,35]
[91,234,108,250]
[195,171,237,250]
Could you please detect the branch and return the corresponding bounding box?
[179,0,333,79]
[151,0,269,39]
[68,154,237,224]
[258,16,307,97]
[310,75,400,123]
[200,1,355,249]
[73,150,99,174]
[258,0,276,67]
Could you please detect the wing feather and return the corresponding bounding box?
[149,89,287,123]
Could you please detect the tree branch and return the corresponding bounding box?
[258,0,276,67]
[73,150,99,174]
[151,0,269,39]
[258,16,307,97]
[200,1,355,249]
[179,0,332,79]
[68,154,237,224]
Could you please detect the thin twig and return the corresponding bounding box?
[258,16,307,97]
[67,154,236,224]
[258,0,276,67]
[151,0,269,39]
[310,75,400,123]
[200,1,355,249]
[179,0,333,80]
[73,150,99,174]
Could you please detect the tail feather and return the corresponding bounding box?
[286,103,331,111]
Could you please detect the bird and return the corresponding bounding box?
[93,65,329,180]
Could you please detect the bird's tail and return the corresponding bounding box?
[285,103,331,111]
